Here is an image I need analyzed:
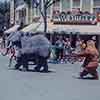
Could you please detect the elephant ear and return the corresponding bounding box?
[7,31,21,42]
[31,34,51,48]
[7,32,15,41]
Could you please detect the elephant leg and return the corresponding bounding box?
[22,54,28,71]
[43,59,48,72]
[34,56,42,72]
[14,57,22,69]
[31,53,38,65]
[41,58,48,72]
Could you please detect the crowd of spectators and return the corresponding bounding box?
[49,35,88,64]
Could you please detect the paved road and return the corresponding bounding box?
[0,55,100,100]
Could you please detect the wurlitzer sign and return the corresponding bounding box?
[53,12,97,25]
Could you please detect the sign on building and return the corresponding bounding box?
[52,12,97,25]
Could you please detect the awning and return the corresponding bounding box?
[21,22,42,32]
[47,23,100,35]
[28,22,100,35]
[20,21,100,35]
[35,23,44,32]
[4,25,20,34]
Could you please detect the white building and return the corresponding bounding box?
[9,0,100,33]
[10,0,30,26]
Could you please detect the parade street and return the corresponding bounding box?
[0,55,100,100]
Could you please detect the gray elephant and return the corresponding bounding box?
[5,31,51,72]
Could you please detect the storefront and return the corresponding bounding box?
[44,15,100,52]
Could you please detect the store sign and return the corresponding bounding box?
[53,12,97,25]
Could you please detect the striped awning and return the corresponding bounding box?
[47,22,100,35]
[4,25,20,34]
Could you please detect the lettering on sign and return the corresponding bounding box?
[53,12,97,25]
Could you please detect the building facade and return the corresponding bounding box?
[9,0,100,53]
[10,0,15,25]
[32,0,100,17]
[10,0,30,26]
[10,0,100,25]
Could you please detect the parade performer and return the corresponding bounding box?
[72,40,99,80]
[5,31,51,72]
[31,33,51,72]
[8,46,16,67]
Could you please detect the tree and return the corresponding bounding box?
[33,0,60,32]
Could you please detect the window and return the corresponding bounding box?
[72,0,80,13]
[82,0,91,12]
[62,0,70,11]
[35,7,40,16]
[53,1,60,10]
[15,0,24,8]
[94,0,100,7]
[73,0,80,8]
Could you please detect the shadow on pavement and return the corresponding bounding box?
[8,68,55,73]
[72,76,99,80]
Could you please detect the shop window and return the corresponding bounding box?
[19,9,26,18]
[19,10,22,18]
[53,1,60,7]
[47,6,51,17]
